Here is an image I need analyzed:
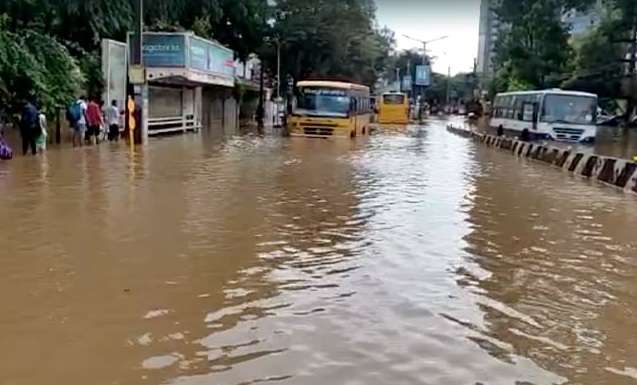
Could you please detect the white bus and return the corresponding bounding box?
[490,89,598,143]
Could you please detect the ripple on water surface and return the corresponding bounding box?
[1,121,637,385]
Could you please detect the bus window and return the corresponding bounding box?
[297,88,350,117]
[505,96,515,119]
[541,94,596,124]
[493,96,501,118]
[383,94,406,105]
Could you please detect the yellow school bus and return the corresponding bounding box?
[288,80,371,138]
[377,92,409,124]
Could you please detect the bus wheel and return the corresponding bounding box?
[350,130,356,138]
[362,126,366,135]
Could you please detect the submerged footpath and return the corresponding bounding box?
[447,124,637,195]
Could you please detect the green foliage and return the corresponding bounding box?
[562,17,624,97]
[1,0,392,118]
[493,0,637,105]
[144,0,267,61]
[494,0,574,89]
[0,0,271,117]
[269,0,393,87]
[0,14,81,118]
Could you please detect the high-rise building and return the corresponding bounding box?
[477,0,500,79]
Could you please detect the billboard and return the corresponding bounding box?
[141,34,186,67]
[189,37,208,71]
[415,64,431,86]
[204,43,235,77]
[129,32,236,84]
[190,36,234,78]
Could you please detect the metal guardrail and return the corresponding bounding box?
[148,116,200,135]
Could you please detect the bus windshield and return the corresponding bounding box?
[541,94,596,125]
[383,94,405,105]
[295,88,350,117]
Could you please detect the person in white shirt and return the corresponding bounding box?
[36,111,48,152]
[105,99,121,142]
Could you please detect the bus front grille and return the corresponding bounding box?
[303,127,334,136]
[554,127,584,141]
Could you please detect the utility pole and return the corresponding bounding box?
[629,20,637,122]
[395,67,400,91]
[446,65,451,107]
[128,0,147,145]
[257,59,264,130]
[406,59,411,96]
[276,40,281,100]
[402,34,448,115]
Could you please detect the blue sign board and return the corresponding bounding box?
[131,32,235,80]
[142,34,186,67]
[415,64,431,86]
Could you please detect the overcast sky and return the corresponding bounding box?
[375,0,481,75]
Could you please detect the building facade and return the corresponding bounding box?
[477,0,500,80]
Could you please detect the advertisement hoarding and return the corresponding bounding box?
[129,32,236,83]
[205,43,235,78]
[141,34,186,67]
[189,37,208,71]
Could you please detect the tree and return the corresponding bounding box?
[562,17,624,98]
[0,14,82,120]
[560,0,637,118]
[493,0,576,90]
[269,0,393,87]
[0,0,271,118]
[144,0,268,61]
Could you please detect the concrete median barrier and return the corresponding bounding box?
[446,125,637,195]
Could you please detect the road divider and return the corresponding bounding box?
[447,124,637,195]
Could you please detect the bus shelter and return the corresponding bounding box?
[129,32,236,137]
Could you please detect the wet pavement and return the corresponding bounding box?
[1,119,637,385]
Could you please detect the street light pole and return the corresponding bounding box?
[446,65,451,107]
[276,40,281,100]
[257,59,264,130]
[395,67,400,90]
[402,35,447,120]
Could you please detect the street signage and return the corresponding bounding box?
[415,64,431,86]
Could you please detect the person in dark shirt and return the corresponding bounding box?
[20,100,40,156]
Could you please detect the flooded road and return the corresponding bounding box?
[2,120,637,385]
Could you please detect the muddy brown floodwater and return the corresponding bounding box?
[1,120,637,385]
